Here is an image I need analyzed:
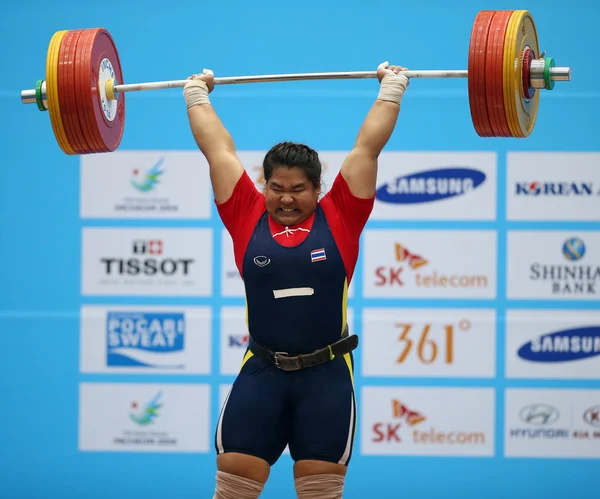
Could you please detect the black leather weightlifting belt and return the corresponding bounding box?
[248,326,358,371]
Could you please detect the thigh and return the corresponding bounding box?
[288,353,356,466]
[216,355,290,466]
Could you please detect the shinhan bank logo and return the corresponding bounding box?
[131,158,164,192]
[130,391,162,425]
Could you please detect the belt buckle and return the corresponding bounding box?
[273,352,289,369]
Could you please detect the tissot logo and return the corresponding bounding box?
[101,239,195,277]
[82,228,212,297]
[133,239,163,255]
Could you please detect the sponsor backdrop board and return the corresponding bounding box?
[3,5,599,499]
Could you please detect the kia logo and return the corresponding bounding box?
[519,404,560,425]
[583,406,600,427]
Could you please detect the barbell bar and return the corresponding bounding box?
[21,66,572,103]
[21,9,571,155]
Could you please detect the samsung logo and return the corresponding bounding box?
[517,326,600,362]
[376,168,486,204]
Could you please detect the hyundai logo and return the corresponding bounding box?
[519,404,560,425]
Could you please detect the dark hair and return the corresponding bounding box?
[262,142,322,190]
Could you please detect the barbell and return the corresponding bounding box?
[21,9,571,155]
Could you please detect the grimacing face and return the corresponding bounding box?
[264,166,320,226]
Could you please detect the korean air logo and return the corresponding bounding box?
[515,181,596,196]
[517,326,600,362]
[229,334,249,347]
[376,168,486,204]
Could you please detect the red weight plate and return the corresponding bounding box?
[67,29,95,154]
[57,31,82,153]
[80,28,107,152]
[75,29,105,153]
[86,28,125,152]
[497,10,516,137]
[468,12,488,136]
[59,29,91,154]
[486,10,513,137]
[468,10,495,137]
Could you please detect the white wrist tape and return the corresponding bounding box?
[377,74,410,105]
[183,79,210,109]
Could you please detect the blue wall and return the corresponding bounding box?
[2,0,599,498]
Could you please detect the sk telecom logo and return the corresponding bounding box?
[372,399,426,443]
[374,242,488,290]
[374,243,428,286]
[396,244,428,269]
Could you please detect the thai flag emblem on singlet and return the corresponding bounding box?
[311,248,327,262]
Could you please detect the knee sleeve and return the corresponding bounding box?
[213,470,264,499]
[294,473,345,499]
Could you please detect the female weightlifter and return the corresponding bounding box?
[183,61,410,499]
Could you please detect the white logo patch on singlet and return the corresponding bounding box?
[253,256,270,267]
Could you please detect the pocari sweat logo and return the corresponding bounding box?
[517,326,600,363]
[107,311,185,369]
[376,167,486,204]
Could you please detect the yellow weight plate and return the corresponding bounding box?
[45,31,63,150]
[503,10,540,138]
[502,11,522,137]
[46,30,70,153]
[46,30,75,154]
[517,12,540,137]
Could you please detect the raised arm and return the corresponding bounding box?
[340,62,410,198]
[184,70,245,204]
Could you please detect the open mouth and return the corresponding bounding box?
[279,208,297,213]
